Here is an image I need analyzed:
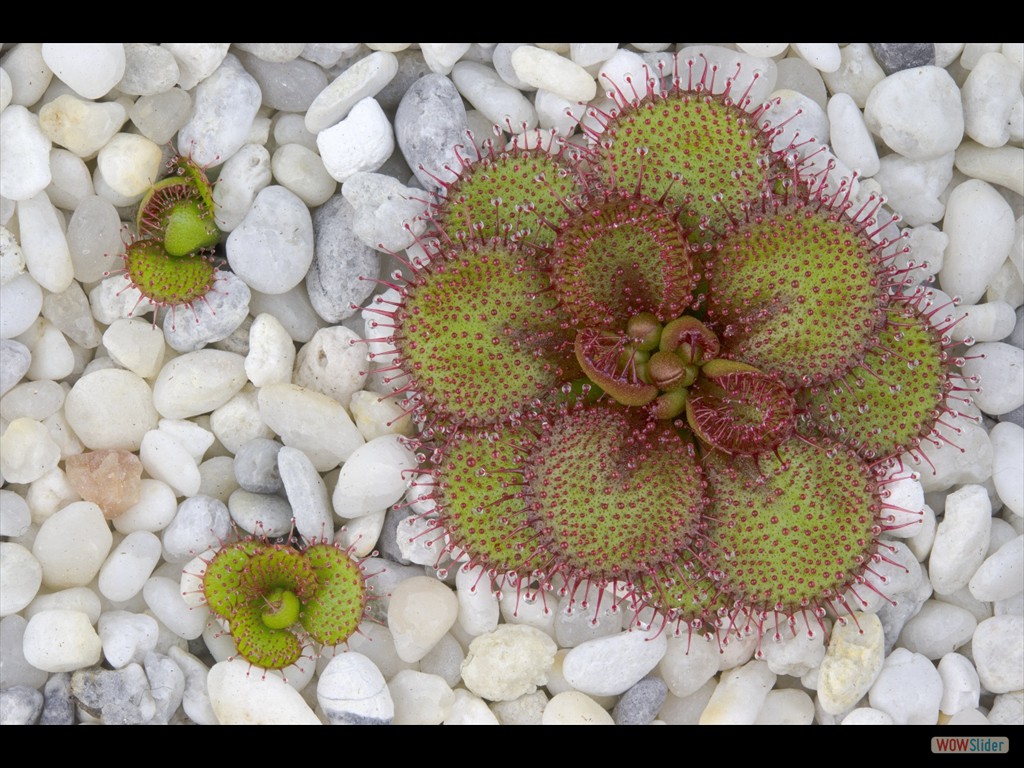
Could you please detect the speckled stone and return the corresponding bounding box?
[612,676,667,725]
[0,685,44,725]
[307,192,378,323]
[39,672,75,725]
[869,43,935,75]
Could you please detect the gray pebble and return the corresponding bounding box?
[162,494,232,562]
[0,339,31,397]
[71,664,158,725]
[40,672,75,725]
[612,676,667,725]
[375,50,433,113]
[998,404,1024,428]
[278,445,333,541]
[869,43,935,75]
[378,505,414,566]
[163,271,252,352]
[394,73,468,192]
[144,651,185,724]
[236,51,328,113]
[307,193,378,323]
[877,571,933,656]
[228,488,293,537]
[0,685,44,725]
[234,437,285,493]
[211,313,253,356]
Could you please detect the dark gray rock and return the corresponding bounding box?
[378,504,413,567]
[394,74,468,192]
[234,437,285,493]
[0,685,44,725]
[236,51,328,113]
[307,193,379,323]
[869,43,935,75]
[71,664,157,725]
[612,676,667,725]
[39,672,75,725]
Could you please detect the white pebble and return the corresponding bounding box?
[972,615,1024,693]
[161,494,230,562]
[388,575,458,663]
[211,143,271,232]
[0,417,60,484]
[177,53,260,168]
[930,484,993,595]
[97,611,158,668]
[542,691,613,725]
[955,143,1024,196]
[226,185,314,294]
[23,586,101,624]
[898,600,977,659]
[41,43,125,99]
[971,535,1023,602]
[292,325,367,406]
[991,422,1023,517]
[113,479,177,534]
[37,94,125,158]
[841,707,894,725]
[699,659,776,725]
[445,688,500,725]
[341,172,427,254]
[270,144,335,207]
[0,272,43,340]
[561,626,667,697]
[420,43,471,76]
[388,669,454,725]
[31,501,112,588]
[209,386,272,455]
[961,342,1024,416]
[245,313,294,387]
[142,576,208,640]
[817,612,885,715]
[317,97,394,183]
[938,652,981,715]
[754,688,815,725]
[152,349,247,420]
[22,609,101,673]
[317,652,394,724]
[17,192,72,294]
[102,319,165,379]
[510,46,596,103]
[18,318,73,382]
[257,383,365,471]
[64,368,158,450]
[658,634,720,698]
[0,543,42,617]
[828,93,879,177]
[208,659,319,724]
[305,51,399,134]
[791,43,841,72]
[451,61,537,132]
[461,624,557,702]
[97,530,162,602]
[64,193,118,283]
[139,428,200,498]
[864,67,963,160]
[962,52,1022,148]
[96,134,161,198]
[455,564,499,637]
[940,179,1015,305]
[348,390,414,441]
[949,300,1017,344]
[332,435,417,519]
[869,647,943,724]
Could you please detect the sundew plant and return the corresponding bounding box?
[361,47,976,646]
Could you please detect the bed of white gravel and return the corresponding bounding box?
[0,43,1021,726]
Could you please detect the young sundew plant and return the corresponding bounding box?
[362,51,978,647]
[188,534,373,671]
[114,152,222,326]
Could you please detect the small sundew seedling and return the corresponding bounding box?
[199,536,371,671]
[137,153,220,257]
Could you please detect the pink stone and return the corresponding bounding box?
[66,449,143,519]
